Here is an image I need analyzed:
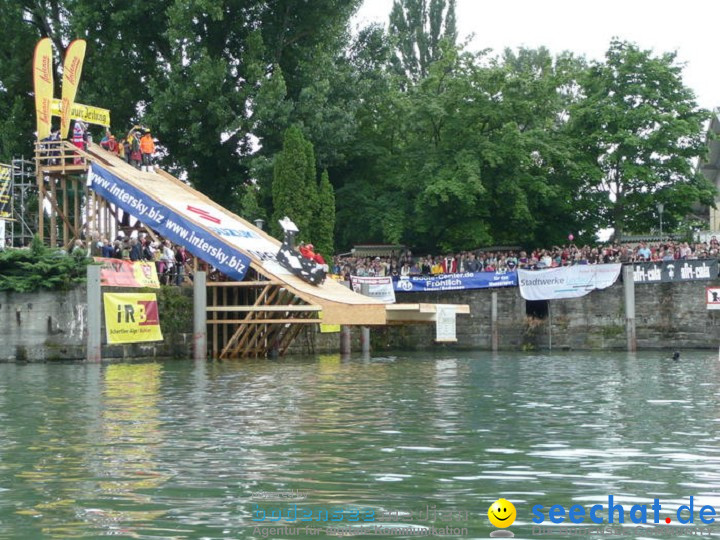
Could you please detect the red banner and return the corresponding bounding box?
[95,257,160,288]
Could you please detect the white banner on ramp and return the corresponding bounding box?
[350,276,396,304]
[518,264,622,300]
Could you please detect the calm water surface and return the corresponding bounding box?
[0,351,719,539]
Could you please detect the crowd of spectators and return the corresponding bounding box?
[72,233,191,286]
[332,238,720,279]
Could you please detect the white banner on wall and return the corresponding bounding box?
[518,264,622,301]
[435,305,457,342]
[350,276,396,304]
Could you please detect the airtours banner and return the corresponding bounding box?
[88,163,252,280]
[350,276,396,303]
[33,38,54,140]
[51,99,110,127]
[103,292,163,344]
[633,259,719,283]
[518,264,622,300]
[60,39,86,139]
[394,271,517,293]
[95,257,160,288]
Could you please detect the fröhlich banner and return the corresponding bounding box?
[394,271,517,292]
[518,264,622,300]
[88,163,252,281]
[633,259,719,283]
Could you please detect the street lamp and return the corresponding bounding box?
[656,202,664,237]
[254,218,265,230]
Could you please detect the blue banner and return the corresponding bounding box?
[394,271,517,292]
[88,163,251,281]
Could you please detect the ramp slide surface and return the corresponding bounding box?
[86,144,387,325]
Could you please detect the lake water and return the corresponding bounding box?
[0,351,719,539]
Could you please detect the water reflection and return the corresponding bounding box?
[0,352,719,537]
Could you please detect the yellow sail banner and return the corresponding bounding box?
[51,99,110,127]
[103,292,164,344]
[33,38,54,140]
[60,39,87,139]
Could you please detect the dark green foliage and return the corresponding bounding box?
[314,169,336,259]
[568,39,714,240]
[0,2,713,253]
[271,126,316,238]
[389,0,457,82]
[0,236,91,292]
[155,285,192,357]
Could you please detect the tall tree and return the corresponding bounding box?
[569,39,715,239]
[271,126,316,238]
[313,169,336,258]
[388,0,457,82]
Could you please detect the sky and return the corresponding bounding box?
[353,0,719,110]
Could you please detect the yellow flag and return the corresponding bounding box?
[60,39,87,139]
[33,38,54,140]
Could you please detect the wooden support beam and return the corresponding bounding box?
[207,305,321,313]
[206,281,282,287]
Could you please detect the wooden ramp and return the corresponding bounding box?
[37,141,468,358]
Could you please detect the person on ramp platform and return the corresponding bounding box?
[276,218,327,286]
[140,129,156,172]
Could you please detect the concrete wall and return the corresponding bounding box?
[4,278,720,361]
[367,278,720,352]
[0,286,194,362]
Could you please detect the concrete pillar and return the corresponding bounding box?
[86,265,102,362]
[361,326,371,354]
[340,326,351,354]
[623,264,636,352]
[193,271,207,361]
[491,291,499,351]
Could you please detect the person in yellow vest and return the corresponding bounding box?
[140,129,156,172]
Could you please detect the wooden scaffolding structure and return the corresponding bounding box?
[35,141,469,359]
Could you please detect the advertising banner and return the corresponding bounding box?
[394,271,517,293]
[706,287,720,310]
[435,305,457,342]
[103,292,163,344]
[518,264,622,300]
[33,38,54,140]
[633,259,718,283]
[95,257,160,288]
[88,163,252,281]
[0,164,11,219]
[60,39,86,139]
[51,99,110,127]
[350,276,396,303]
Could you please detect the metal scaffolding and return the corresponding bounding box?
[9,157,38,247]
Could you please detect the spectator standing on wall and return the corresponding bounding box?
[175,245,188,285]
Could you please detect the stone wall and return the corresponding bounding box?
[368,277,720,352]
[0,286,194,362]
[3,278,720,361]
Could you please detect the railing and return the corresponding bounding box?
[34,140,94,174]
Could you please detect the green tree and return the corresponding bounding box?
[569,39,715,239]
[272,126,315,238]
[313,169,335,258]
[388,0,457,82]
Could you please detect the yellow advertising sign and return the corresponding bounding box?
[103,292,163,344]
[60,39,87,139]
[33,38,54,140]
[51,99,110,127]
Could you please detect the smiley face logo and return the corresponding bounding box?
[488,498,516,529]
